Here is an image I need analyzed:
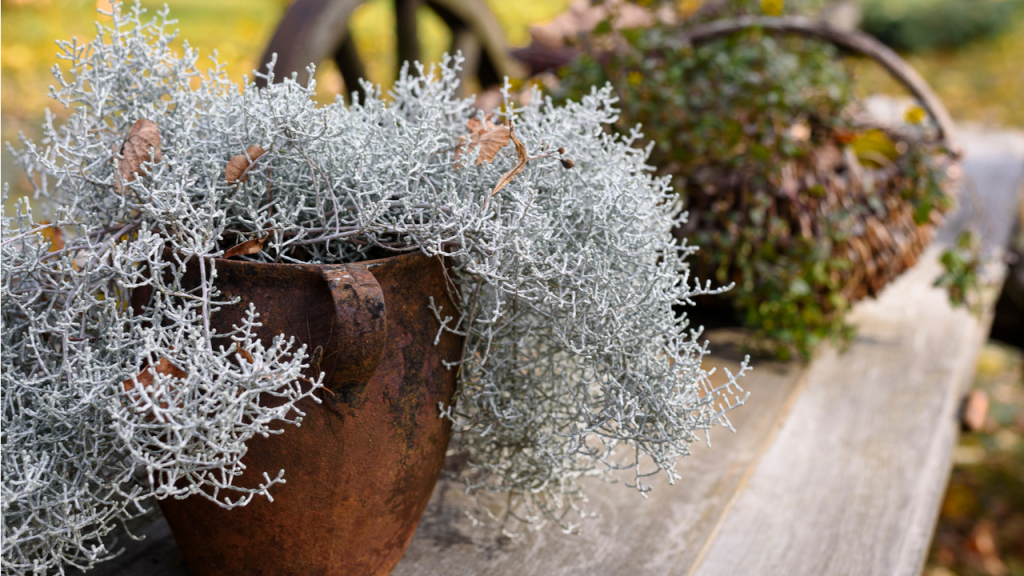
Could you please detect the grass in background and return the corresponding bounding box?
[852,1,1024,129]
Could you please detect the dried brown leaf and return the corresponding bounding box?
[234,344,255,364]
[123,357,186,393]
[223,232,270,259]
[961,389,989,432]
[112,119,162,192]
[122,357,186,422]
[484,121,529,208]
[466,117,487,134]
[225,145,267,184]
[456,117,510,166]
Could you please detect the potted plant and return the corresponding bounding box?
[0,3,748,575]
[548,0,960,359]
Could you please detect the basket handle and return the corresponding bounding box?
[675,15,960,156]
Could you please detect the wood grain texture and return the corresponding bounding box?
[392,354,806,576]
[75,345,806,576]
[687,128,1022,576]
[689,247,996,576]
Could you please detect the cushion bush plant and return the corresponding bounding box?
[0,3,748,573]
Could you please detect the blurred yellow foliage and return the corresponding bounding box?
[849,129,900,167]
[940,483,978,519]
[903,105,926,125]
[676,0,703,18]
[852,3,1024,129]
[760,0,784,17]
[1,0,569,209]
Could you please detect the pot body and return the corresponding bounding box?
[152,253,462,576]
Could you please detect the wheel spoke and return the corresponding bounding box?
[395,0,422,72]
[334,30,367,103]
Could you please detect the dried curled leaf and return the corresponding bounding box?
[456,117,510,166]
[962,389,989,432]
[122,357,187,422]
[223,232,271,259]
[112,119,162,192]
[484,121,530,208]
[233,343,255,364]
[850,129,900,168]
[225,145,267,184]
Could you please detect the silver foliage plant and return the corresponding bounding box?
[1,3,748,573]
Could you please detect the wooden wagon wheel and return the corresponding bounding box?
[259,0,525,101]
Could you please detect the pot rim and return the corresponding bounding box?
[174,248,431,273]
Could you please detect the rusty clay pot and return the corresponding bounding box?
[148,252,463,576]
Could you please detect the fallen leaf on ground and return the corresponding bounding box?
[456,117,510,166]
[962,389,990,431]
[788,123,811,142]
[223,232,271,259]
[113,119,162,192]
[225,145,267,184]
[484,121,529,208]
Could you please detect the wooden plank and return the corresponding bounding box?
[939,128,1024,251]
[687,128,1023,576]
[393,353,806,576]
[688,247,996,576]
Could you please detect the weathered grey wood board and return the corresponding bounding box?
[939,128,1024,251]
[687,247,993,576]
[79,129,1023,576]
[687,128,1024,576]
[393,355,805,576]
[81,345,806,576]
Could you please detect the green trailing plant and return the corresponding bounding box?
[0,4,748,573]
[557,5,957,359]
[936,230,982,309]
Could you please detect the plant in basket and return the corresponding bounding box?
[555,0,960,359]
[0,3,747,575]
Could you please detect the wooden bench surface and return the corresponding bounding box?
[81,128,1024,576]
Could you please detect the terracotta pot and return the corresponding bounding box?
[144,252,462,576]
